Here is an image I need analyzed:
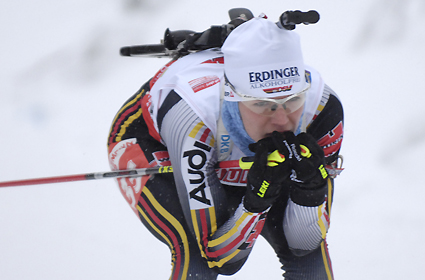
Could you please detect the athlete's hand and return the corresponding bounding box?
[272,131,328,206]
[243,137,291,213]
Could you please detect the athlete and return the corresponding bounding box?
[107,15,343,280]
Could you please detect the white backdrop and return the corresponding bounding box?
[1,0,425,279]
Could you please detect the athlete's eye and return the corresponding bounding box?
[286,96,300,103]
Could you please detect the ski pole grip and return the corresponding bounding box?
[239,157,254,170]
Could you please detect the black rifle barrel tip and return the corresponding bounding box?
[120,46,131,56]
[307,10,320,23]
[279,10,320,26]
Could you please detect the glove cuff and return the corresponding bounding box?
[290,181,327,207]
[243,195,272,213]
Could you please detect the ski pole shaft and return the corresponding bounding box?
[0,160,242,188]
[0,166,175,188]
[0,158,343,188]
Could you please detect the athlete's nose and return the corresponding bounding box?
[270,106,290,126]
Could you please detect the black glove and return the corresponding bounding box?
[243,137,291,213]
[272,131,328,206]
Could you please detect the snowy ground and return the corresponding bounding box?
[1,0,425,279]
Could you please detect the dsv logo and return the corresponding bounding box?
[183,140,212,206]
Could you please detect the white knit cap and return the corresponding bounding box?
[222,17,307,101]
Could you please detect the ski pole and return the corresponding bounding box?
[0,166,172,188]
[0,157,342,188]
[0,160,243,188]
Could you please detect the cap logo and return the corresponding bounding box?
[248,67,301,94]
[249,67,300,83]
[263,85,292,94]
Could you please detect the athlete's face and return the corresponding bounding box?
[239,102,304,142]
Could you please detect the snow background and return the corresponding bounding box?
[1,0,424,279]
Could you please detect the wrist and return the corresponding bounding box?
[242,194,272,213]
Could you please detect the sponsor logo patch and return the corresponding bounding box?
[216,168,248,186]
[182,139,214,209]
[189,75,221,93]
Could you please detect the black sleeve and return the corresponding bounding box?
[307,84,344,165]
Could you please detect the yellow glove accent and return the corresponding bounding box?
[318,164,328,179]
[267,150,286,167]
[239,157,254,170]
[300,144,312,158]
[239,150,285,170]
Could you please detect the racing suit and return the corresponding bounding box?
[107,49,343,279]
